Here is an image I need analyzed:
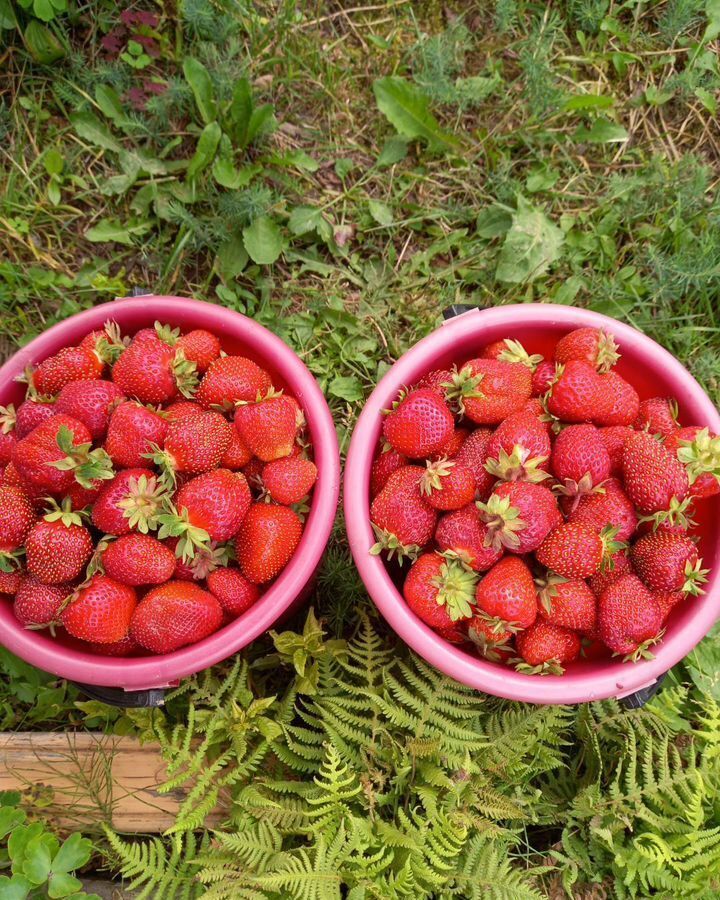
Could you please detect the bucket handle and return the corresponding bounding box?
[72,683,166,708]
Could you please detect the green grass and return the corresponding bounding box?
[1,1,720,897]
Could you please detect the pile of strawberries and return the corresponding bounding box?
[0,321,316,656]
[371,327,719,674]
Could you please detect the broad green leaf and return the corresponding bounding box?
[42,147,63,176]
[0,0,18,29]
[373,76,460,153]
[695,87,717,115]
[573,117,628,144]
[246,105,275,145]
[69,111,121,153]
[563,93,614,111]
[216,235,248,281]
[51,833,92,874]
[475,205,512,239]
[48,872,83,899]
[376,135,408,167]
[0,806,25,839]
[23,19,65,63]
[703,0,720,41]
[228,77,252,146]
[288,206,324,236]
[187,122,222,179]
[644,85,674,106]
[329,375,364,402]
[94,84,125,122]
[21,836,52,884]
[242,216,283,265]
[495,197,564,284]
[183,57,217,124]
[526,166,559,193]
[85,218,152,245]
[0,875,32,900]
[368,199,393,226]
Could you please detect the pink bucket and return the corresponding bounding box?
[0,295,340,697]
[345,304,720,705]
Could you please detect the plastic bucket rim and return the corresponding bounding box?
[344,303,720,705]
[0,295,340,689]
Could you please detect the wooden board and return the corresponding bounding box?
[0,732,223,833]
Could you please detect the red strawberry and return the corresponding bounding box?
[593,371,639,427]
[92,468,167,535]
[165,400,203,422]
[61,575,137,643]
[15,399,56,439]
[554,327,619,373]
[79,322,128,365]
[599,425,633,476]
[567,478,638,543]
[66,478,103,512]
[196,356,272,410]
[622,431,689,516]
[160,469,251,559]
[0,567,23,595]
[31,346,103,396]
[435,504,503,572]
[154,410,232,479]
[597,574,663,659]
[370,448,407,497]
[235,503,303,584]
[12,414,111,495]
[130,581,223,652]
[654,590,686,622]
[551,424,610,504]
[175,329,221,374]
[0,405,16,466]
[382,388,454,459]
[484,409,551,484]
[235,393,301,462]
[14,576,70,627]
[221,428,253,470]
[516,621,580,674]
[481,338,543,369]
[474,556,537,630]
[432,427,468,460]
[420,458,475,511]
[453,428,496,499]
[0,485,35,557]
[667,426,720,500]
[1,463,47,509]
[537,522,623,580]
[207,567,260,616]
[546,360,604,423]
[477,482,560,553]
[446,359,532,425]
[263,456,317,505]
[631,532,707,595]
[86,634,140,657]
[242,457,264,488]
[112,328,197,404]
[417,369,454,398]
[404,552,476,628]
[105,401,169,469]
[588,549,633,598]
[466,614,515,662]
[56,380,125,440]
[370,466,436,560]
[536,574,596,633]
[25,500,93,584]
[634,397,678,438]
[101,534,177,586]
[531,360,557,396]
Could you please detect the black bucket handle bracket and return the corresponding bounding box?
[442,303,482,321]
[619,672,667,709]
[72,683,166,709]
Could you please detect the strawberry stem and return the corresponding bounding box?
[157,506,211,562]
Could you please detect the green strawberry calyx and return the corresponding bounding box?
[431,557,477,622]
[144,443,179,491]
[0,549,24,574]
[496,339,544,371]
[157,505,212,562]
[473,609,523,635]
[369,524,421,564]
[172,348,199,400]
[534,572,570,615]
[467,623,513,663]
[514,659,566,676]
[444,365,485,417]
[595,330,620,373]
[42,497,89,527]
[0,404,16,434]
[50,425,115,489]
[94,320,129,365]
[186,541,234,580]
[116,473,169,534]
[476,493,525,552]
[683,558,709,596]
[420,457,455,495]
[620,628,665,664]
[552,473,606,508]
[637,496,695,532]
[85,536,114,580]
[484,444,550,484]
[154,321,181,346]
[598,526,627,572]
[676,427,720,486]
